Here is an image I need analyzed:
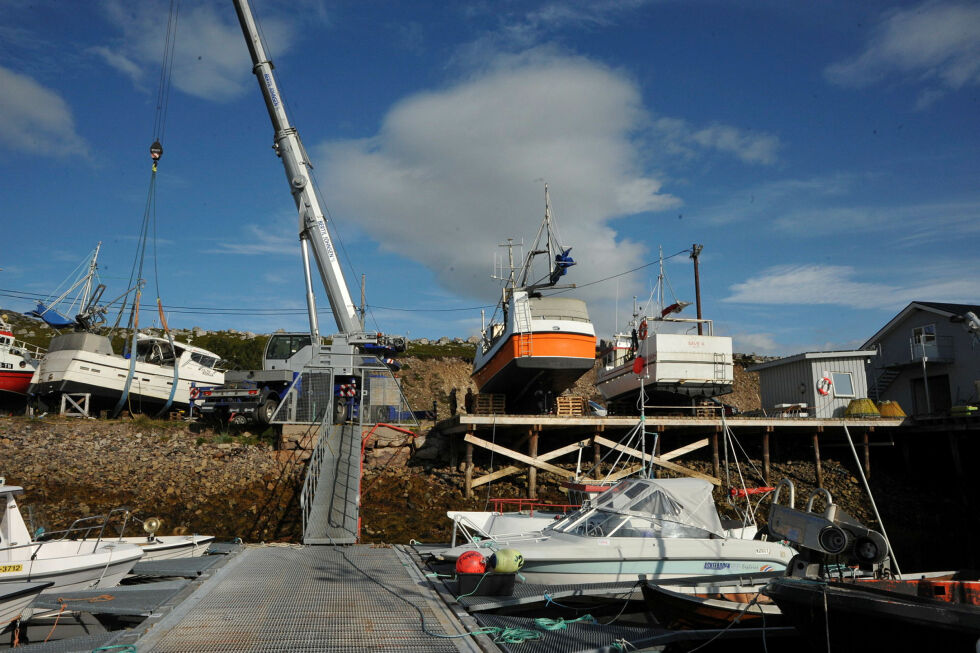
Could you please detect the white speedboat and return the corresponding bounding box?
[435,478,795,585]
[1,481,143,592]
[29,331,223,414]
[107,534,215,561]
[0,581,52,624]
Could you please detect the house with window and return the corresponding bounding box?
[747,351,876,418]
[862,302,980,416]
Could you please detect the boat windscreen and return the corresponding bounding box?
[589,478,726,537]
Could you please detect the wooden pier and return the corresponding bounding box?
[433,414,908,498]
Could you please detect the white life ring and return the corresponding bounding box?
[816,376,832,396]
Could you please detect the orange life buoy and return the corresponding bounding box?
[638,319,648,340]
[816,376,832,396]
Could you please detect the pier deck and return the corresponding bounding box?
[118,545,483,652]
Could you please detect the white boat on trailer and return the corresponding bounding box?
[435,477,794,585]
[1,480,143,593]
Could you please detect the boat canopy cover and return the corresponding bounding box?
[581,478,725,537]
[549,248,576,285]
[28,302,75,329]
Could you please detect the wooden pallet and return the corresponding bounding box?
[555,396,587,417]
[473,393,506,415]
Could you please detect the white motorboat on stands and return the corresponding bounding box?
[0,480,143,592]
[0,581,52,625]
[435,477,795,585]
[596,248,733,414]
[26,244,224,414]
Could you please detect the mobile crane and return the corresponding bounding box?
[194,0,405,426]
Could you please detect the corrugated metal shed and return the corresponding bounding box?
[747,351,876,418]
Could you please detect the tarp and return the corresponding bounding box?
[590,477,726,537]
[27,302,75,328]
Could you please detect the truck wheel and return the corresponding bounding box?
[256,398,278,425]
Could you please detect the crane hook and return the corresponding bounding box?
[150,140,163,172]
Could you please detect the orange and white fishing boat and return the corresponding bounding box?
[472,186,596,413]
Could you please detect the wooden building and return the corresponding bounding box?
[747,350,876,418]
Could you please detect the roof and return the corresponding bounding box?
[747,350,876,373]
[862,301,980,348]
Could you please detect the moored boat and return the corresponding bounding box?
[472,185,596,413]
[1,480,143,593]
[434,477,795,585]
[0,581,52,625]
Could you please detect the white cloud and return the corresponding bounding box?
[0,65,88,157]
[731,332,784,356]
[825,2,980,100]
[97,0,295,102]
[724,263,980,310]
[206,223,297,256]
[653,117,780,166]
[316,53,677,324]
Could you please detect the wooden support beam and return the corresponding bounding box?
[661,438,709,461]
[470,438,600,489]
[862,430,871,480]
[711,430,720,479]
[763,428,772,485]
[464,441,474,499]
[813,427,824,489]
[593,436,720,485]
[463,434,575,478]
[528,426,540,499]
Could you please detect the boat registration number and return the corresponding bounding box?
[0,564,24,573]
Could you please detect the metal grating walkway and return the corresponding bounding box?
[304,423,361,544]
[133,545,479,652]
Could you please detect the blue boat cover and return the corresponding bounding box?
[27,302,75,328]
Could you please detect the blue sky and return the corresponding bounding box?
[1,0,977,355]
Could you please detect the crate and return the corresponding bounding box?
[555,396,587,417]
[457,572,516,596]
[473,393,506,415]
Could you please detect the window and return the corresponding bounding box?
[831,372,854,397]
[912,324,936,346]
[266,335,311,359]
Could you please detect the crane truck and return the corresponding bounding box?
[193,0,406,427]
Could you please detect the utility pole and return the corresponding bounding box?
[690,244,704,335]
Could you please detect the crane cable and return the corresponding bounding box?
[113,0,181,418]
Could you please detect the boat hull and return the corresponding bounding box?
[29,345,221,413]
[641,579,783,629]
[763,576,980,652]
[473,331,595,410]
[114,535,215,561]
[0,581,52,624]
[1,541,144,593]
[0,370,34,398]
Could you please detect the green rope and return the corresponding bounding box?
[427,625,541,643]
[93,646,138,652]
[455,571,491,599]
[533,614,597,631]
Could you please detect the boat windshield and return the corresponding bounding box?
[545,477,726,539]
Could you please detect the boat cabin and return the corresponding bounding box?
[546,478,727,539]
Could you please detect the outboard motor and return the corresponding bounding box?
[767,479,889,579]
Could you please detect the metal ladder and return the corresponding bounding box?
[514,298,533,358]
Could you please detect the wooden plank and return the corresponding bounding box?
[470,438,595,488]
[660,438,709,461]
[464,434,575,478]
[593,436,720,485]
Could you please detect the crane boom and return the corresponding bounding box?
[233,0,361,337]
